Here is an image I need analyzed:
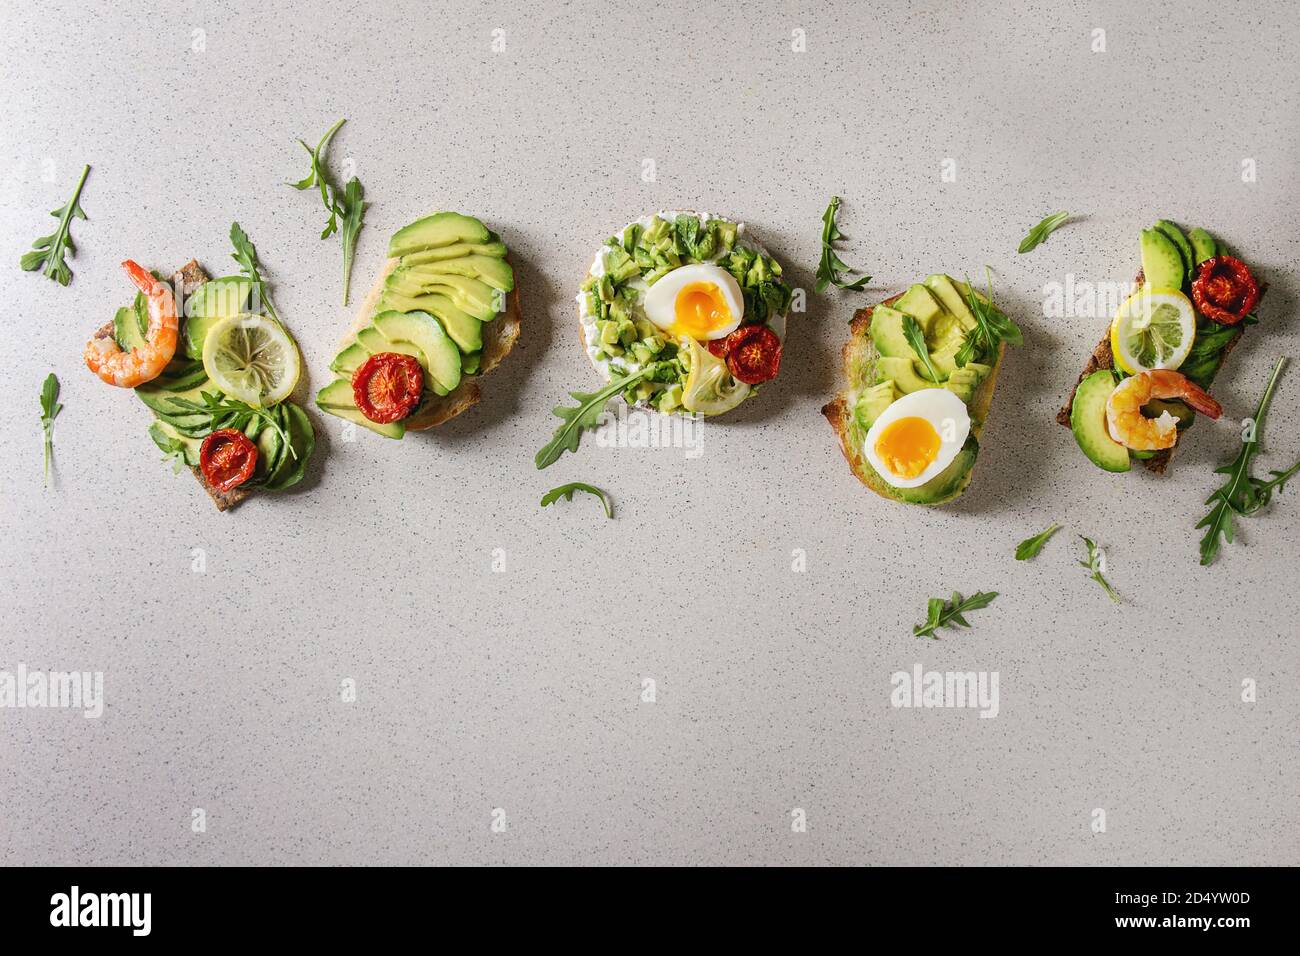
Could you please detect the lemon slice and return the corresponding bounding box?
[1110,288,1196,374]
[201,313,301,406]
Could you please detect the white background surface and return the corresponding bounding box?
[1,0,1297,865]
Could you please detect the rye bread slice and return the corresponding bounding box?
[92,260,247,511]
[338,255,522,430]
[1054,269,1256,475]
[821,291,1006,505]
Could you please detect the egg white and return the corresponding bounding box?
[862,388,971,489]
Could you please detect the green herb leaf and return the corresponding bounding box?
[337,177,366,305]
[1196,357,1298,564]
[815,196,871,295]
[20,165,90,286]
[540,482,613,518]
[229,222,281,323]
[288,119,367,303]
[1078,536,1120,603]
[536,367,656,469]
[955,269,1022,367]
[167,391,295,460]
[1017,211,1070,254]
[157,435,188,474]
[912,591,998,639]
[1015,522,1061,560]
[39,373,62,484]
[902,314,943,383]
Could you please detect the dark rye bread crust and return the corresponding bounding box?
[1054,269,1255,475]
[821,290,1005,504]
[93,260,247,511]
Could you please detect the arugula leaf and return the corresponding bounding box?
[815,196,871,295]
[167,391,295,460]
[288,119,367,303]
[1015,522,1061,560]
[913,591,999,639]
[1016,211,1070,254]
[1078,537,1120,603]
[39,373,62,484]
[902,314,943,383]
[229,222,281,323]
[955,269,1023,368]
[536,366,657,469]
[337,177,366,306]
[1197,357,1300,565]
[20,165,90,286]
[541,482,613,518]
[157,435,189,475]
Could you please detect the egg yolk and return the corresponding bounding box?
[875,416,941,479]
[672,282,731,338]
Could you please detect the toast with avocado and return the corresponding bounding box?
[315,211,521,437]
[86,229,316,511]
[1057,222,1263,475]
[822,275,1013,505]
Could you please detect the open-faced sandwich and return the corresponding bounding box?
[315,211,520,437]
[576,211,792,416]
[83,224,315,510]
[1058,221,1261,473]
[822,274,1018,505]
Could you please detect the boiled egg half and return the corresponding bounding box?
[643,263,744,341]
[863,388,971,488]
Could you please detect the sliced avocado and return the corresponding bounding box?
[1188,227,1217,266]
[1140,228,1184,291]
[944,374,976,404]
[356,326,390,354]
[388,212,491,258]
[889,435,979,505]
[406,254,514,292]
[877,355,941,394]
[148,420,202,467]
[385,268,497,320]
[1071,369,1131,472]
[924,275,977,331]
[1153,220,1194,286]
[113,305,147,352]
[893,284,946,334]
[853,380,899,430]
[372,309,462,394]
[250,413,283,484]
[400,240,507,266]
[183,276,253,360]
[154,359,208,392]
[379,291,484,354]
[869,306,915,358]
[262,402,315,491]
[331,342,371,377]
[136,376,212,417]
[1143,398,1195,430]
[461,351,482,375]
[315,379,405,439]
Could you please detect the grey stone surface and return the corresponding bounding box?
[0,0,1296,865]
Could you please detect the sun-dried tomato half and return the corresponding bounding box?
[199,428,258,492]
[722,325,782,384]
[352,352,424,423]
[1191,255,1259,326]
[706,338,730,358]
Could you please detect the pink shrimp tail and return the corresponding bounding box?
[122,259,160,295]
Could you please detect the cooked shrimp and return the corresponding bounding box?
[84,260,178,387]
[1106,369,1222,450]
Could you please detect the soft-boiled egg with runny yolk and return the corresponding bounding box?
[863,388,971,488]
[642,263,744,341]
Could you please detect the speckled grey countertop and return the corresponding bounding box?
[1,0,1297,866]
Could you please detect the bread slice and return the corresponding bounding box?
[341,257,522,430]
[822,292,1006,505]
[92,260,247,511]
[1054,269,1257,475]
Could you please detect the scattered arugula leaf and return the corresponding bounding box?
[1078,537,1120,603]
[954,268,1023,368]
[39,373,62,484]
[20,165,91,286]
[536,366,657,469]
[541,482,613,518]
[815,196,871,295]
[913,591,999,640]
[1017,211,1070,254]
[167,391,296,460]
[902,314,943,383]
[1197,357,1300,565]
[229,221,281,323]
[157,435,189,474]
[289,119,367,304]
[1015,522,1061,560]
